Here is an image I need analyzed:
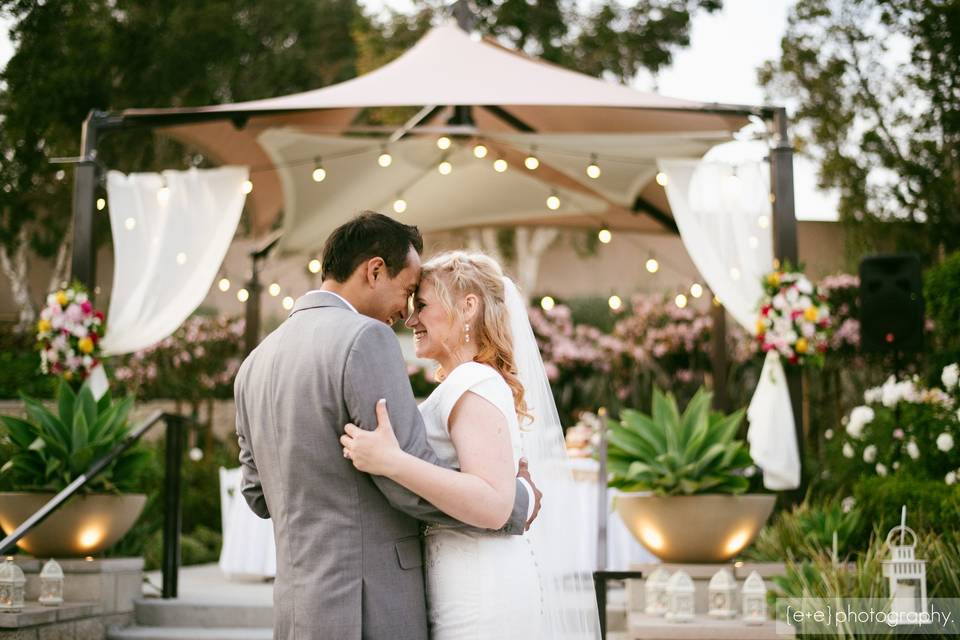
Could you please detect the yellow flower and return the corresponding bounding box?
[37,319,51,334]
[55,291,68,306]
[64,371,74,381]
[756,319,767,335]
[78,337,95,354]
[766,272,781,287]
[804,306,819,322]
[795,338,809,354]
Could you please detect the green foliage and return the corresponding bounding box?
[744,499,864,562]
[606,386,753,495]
[924,251,960,371]
[0,379,149,493]
[0,324,54,399]
[852,476,960,547]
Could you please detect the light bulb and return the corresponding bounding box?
[524,155,540,170]
[436,136,451,150]
[438,161,452,175]
[493,158,508,173]
[176,252,187,265]
[124,218,136,231]
[96,198,106,211]
[308,259,321,274]
[393,197,407,214]
[655,172,669,187]
[730,267,741,280]
[268,283,281,297]
[237,288,250,302]
[312,163,326,182]
[598,228,612,244]
[675,294,688,309]
[241,179,253,194]
[218,278,231,292]
[282,296,294,311]
[586,155,601,179]
[608,295,623,311]
[473,144,488,159]
[645,258,659,273]
[540,296,556,311]
[757,215,770,229]
[378,151,392,168]
[546,193,560,210]
[690,283,703,298]
[157,186,170,204]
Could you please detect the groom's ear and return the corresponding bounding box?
[364,257,387,287]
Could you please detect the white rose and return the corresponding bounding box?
[797,277,813,294]
[842,443,855,458]
[825,429,834,440]
[947,471,957,486]
[864,387,883,404]
[863,444,877,463]
[841,496,856,513]
[876,463,888,476]
[943,363,960,389]
[937,433,955,452]
[773,293,787,310]
[846,406,875,439]
[881,377,900,408]
[906,441,920,459]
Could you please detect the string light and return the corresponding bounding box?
[540,296,556,311]
[655,172,669,187]
[757,215,770,229]
[675,293,688,309]
[308,259,321,274]
[312,158,326,182]
[436,136,451,150]
[690,282,703,298]
[393,196,408,213]
[237,288,250,302]
[586,154,601,179]
[176,252,187,265]
[438,160,452,175]
[124,218,136,231]
[157,186,170,204]
[598,228,612,244]
[268,283,281,297]
[241,179,253,194]
[218,278,231,292]
[472,143,488,159]
[493,158,508,173]
[645,257,659,273]
[546,191,561,210]
[377,147,392,168]
[524,147,540,170]
[96,198,106,211]
[608,295,623,311]
[730,267,741,281]
[282,296,295,310]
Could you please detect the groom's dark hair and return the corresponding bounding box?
[321,211,423,282]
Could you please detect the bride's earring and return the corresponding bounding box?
[464,323,470,344]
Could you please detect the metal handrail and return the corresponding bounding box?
[0,410,189,598]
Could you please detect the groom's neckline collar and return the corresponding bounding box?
[290,290,358,316]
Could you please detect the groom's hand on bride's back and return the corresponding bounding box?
[517,458,542,531]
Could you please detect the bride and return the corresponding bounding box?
[340,250,601,639]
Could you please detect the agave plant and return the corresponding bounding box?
[0,379,148,493]
[606,386,753,495]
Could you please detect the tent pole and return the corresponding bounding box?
[769,107,805,496]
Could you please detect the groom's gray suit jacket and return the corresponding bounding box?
[234,291,529,640]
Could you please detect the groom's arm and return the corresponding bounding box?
[234,366,270,519]
[343,321,529,534]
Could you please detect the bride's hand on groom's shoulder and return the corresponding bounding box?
[341,399,403,476]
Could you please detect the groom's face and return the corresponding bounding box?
[369,247,421,326]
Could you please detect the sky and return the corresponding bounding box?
[0,0,839,220]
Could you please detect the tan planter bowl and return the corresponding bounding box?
[0,492,147,558]
[615,493,776,563]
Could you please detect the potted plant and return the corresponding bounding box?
[607,386,775,562]
[0,379,149,557]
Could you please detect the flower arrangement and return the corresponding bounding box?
[36,283,105,383]
[830,363,960,484]
[756,268,831,366]
[819,273,860,354]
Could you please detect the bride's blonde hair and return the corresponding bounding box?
[421,250,530,422]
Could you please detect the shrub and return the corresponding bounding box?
[851,476,960,545]
[925,251,960,372]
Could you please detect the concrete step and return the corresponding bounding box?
[107,626,272,640]
[628,612,792,639]
[133,599,272,628]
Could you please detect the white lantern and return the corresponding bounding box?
[0,558,26,612]
[643,567,670,616]
[708,568,738,618]
[881,507,929,625]
[741,570,767,625]
[39,558,64,606]
[665,570,695,623]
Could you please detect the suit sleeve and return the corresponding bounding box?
[343,321,529,534]
[234,368,270,519]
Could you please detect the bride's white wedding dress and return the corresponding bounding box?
[418,361,542,639]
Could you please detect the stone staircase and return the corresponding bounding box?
[106,599,272,640]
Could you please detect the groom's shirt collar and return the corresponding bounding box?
[305,289,358,314]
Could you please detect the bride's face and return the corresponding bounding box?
[405,278,455,361]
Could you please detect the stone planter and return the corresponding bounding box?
[615,493,776,563]
[0,493,146,557]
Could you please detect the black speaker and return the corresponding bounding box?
[859,254,924,353]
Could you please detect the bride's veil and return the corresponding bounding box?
[502,276,602,638]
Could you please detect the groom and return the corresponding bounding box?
[234,212,542,640]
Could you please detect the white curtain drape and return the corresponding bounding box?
[657,158,800,490]
[101,167,248,355]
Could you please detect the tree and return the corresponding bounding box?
[759,0,960,263]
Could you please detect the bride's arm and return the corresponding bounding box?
[341,394,517,530]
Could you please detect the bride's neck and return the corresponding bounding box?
[438,345,479,374]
